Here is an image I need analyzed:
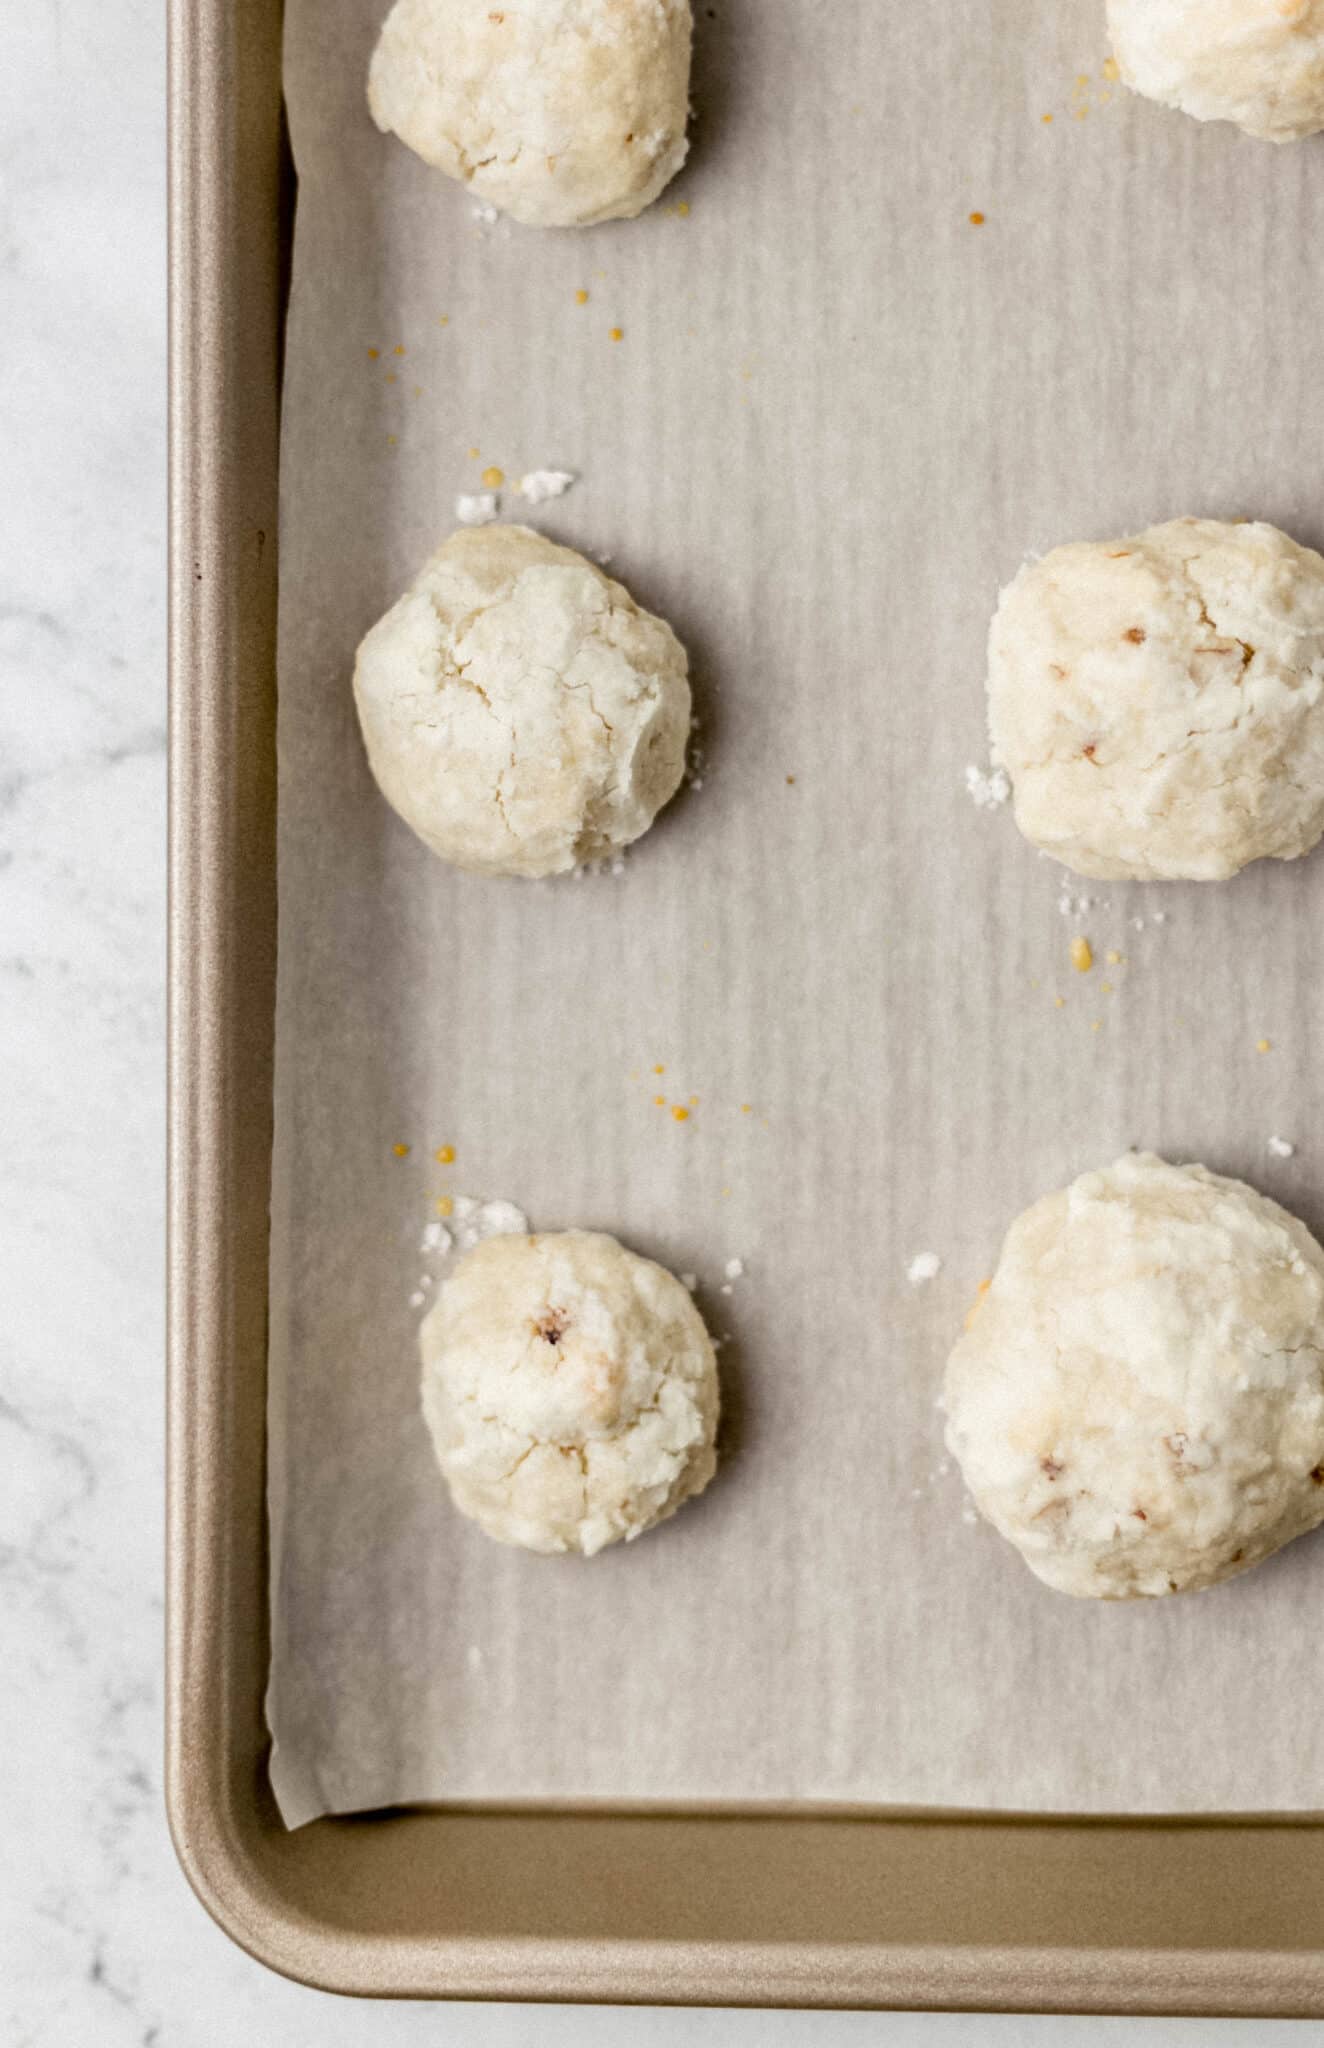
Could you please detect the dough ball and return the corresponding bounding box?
[353,524,691,878]
[368,0,692,227]
[1108,0,1324,142]
[987,518,1324,880]
[944,1153,1324,1599]
[420,1230,720,1554]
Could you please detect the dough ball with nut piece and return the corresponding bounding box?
[1108,0,1324,142]
[353,524,691,878]
[987,517,1324,880]
[944,1153,1324,1600]
[420,1230,720,1554]
[368,0,693,227]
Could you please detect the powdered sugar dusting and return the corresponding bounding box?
[450,1195,529,1251]
[412,1197,529,1311]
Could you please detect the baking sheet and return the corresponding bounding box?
[268,0,1324,1829]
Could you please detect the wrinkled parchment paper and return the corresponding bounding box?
[269,0,1324,1827]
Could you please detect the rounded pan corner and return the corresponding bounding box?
[162,1761,341,1997]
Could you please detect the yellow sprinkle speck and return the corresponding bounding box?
[653,1063,666,1075]
[1091,1019,1103,1033]
[1106,949,1122,965]
[1257,1038,1273,1054]
[688,1095,700,1108]
[969,211,986,226]
[654,1095,666,1107]
[1103,55,1120,81]
[674,200,690,217]
[575,288,590,305]
[1074,106,1089,120]
[609,326,624,343]
[367,347,380,360]
[393,343,406,356]
[436,1145,456,1165]
[392,1143,410,1159]
[740,1103,752,1115]
[672,1105,690,1123]
[1042,112,1054,124]
[385,372,397,384]
[436,1196,454,1218]
[438,315,450,327]
[386,434,398,446]
[1100,981,1113,995]
[1075,72,1089,88]
[1070,935,1093,973]
[467,446,480,459]
[1054,996,1066,1009]
[413,385,423,397]
[481,466,505,489]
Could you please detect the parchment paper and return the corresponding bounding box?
[269,0,1324,1827]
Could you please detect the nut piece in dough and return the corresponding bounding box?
[353,524,691,878]
[1108,0,1324,142]
[420,1230,720,1554]
[987,518,1324,880]
[368,0,693,227]
[944,1153,1324,1599]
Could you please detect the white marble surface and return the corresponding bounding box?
[0,2,1319,2041]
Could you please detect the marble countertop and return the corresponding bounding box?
[0,2,1311,2041]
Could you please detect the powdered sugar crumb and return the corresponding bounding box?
[456,491,498,526]
[907,1252,942,1286]
[965,763,1011,811]
[519,468,576,504]
[1268,1135,1296,1159]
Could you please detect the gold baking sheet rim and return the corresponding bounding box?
[165,0,1324,2008]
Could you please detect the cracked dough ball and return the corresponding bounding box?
[988,518,1324,880]
[420,1230,720,1554]
[368,0,692,227]
[1108,0,1324,142]
[353,524,691,878]
[944,1153,1324,1599]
